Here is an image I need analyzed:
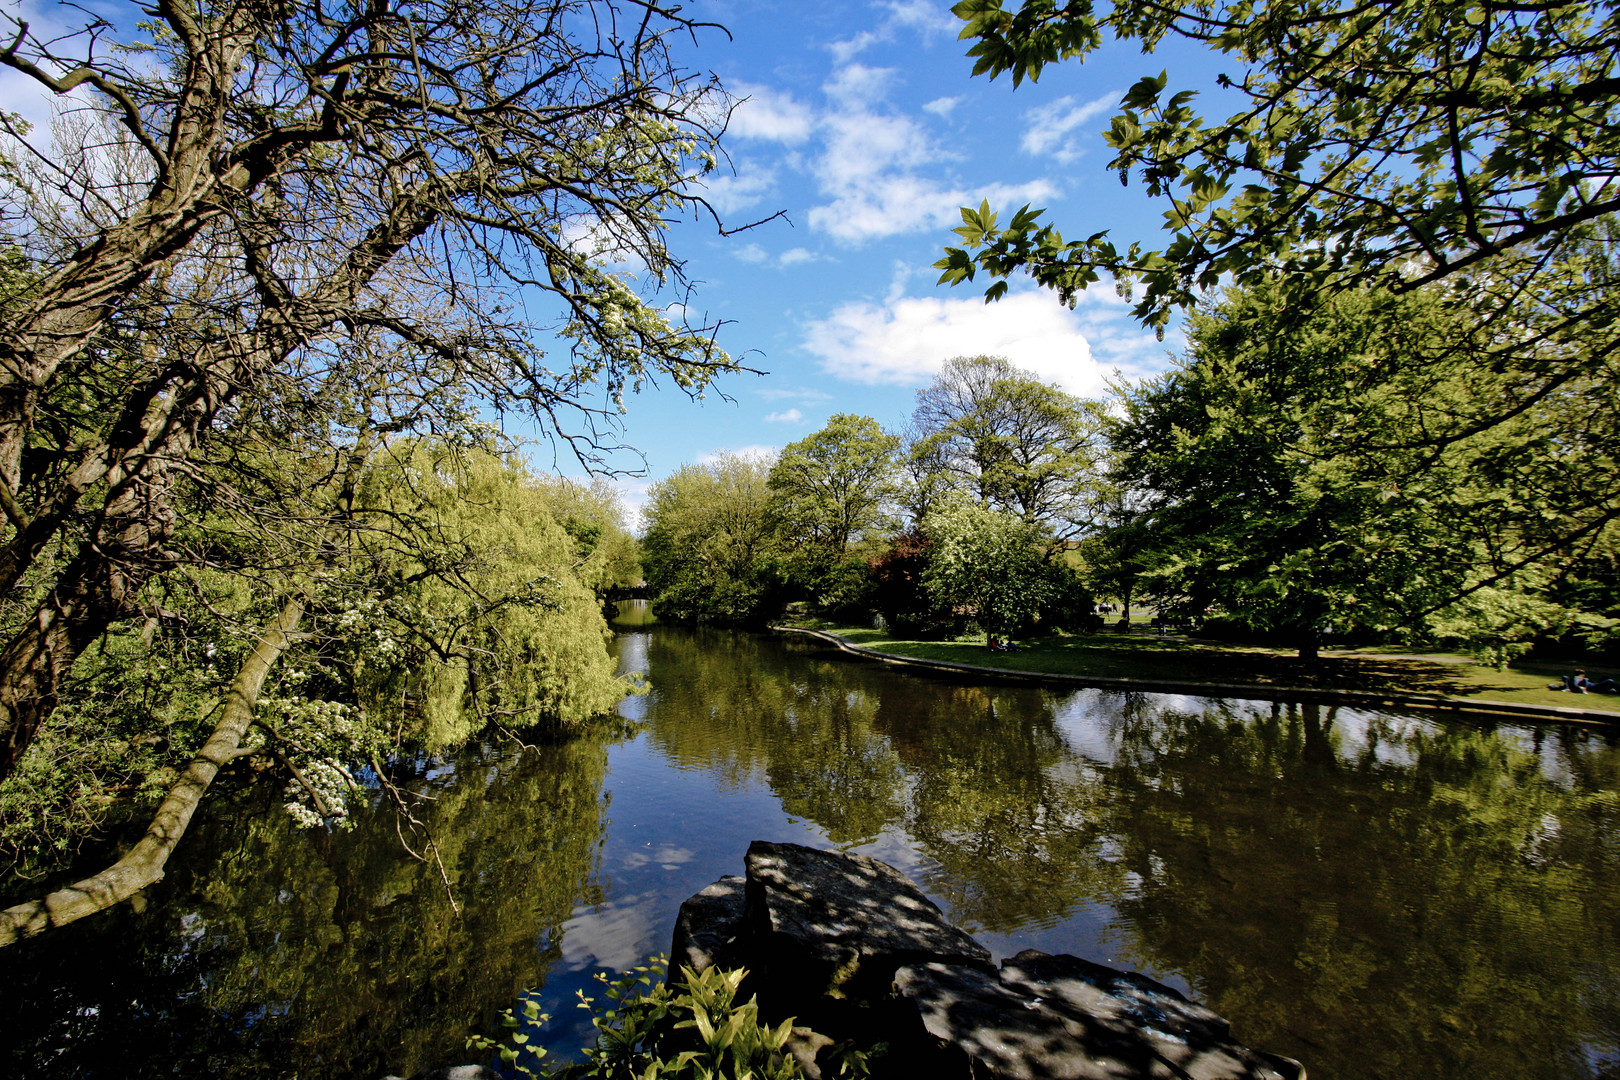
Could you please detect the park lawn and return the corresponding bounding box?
[794,622,1620,714]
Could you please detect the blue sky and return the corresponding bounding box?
[558,0,1234,522]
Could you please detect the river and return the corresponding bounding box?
[2,619,1618,1079]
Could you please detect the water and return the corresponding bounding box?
[2,621,1618,1079]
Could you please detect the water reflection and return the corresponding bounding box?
[631,629,1620,1080]
[0,738,613,1079]
[1,626,1616,1080]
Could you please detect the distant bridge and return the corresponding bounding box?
[606,583,650,602]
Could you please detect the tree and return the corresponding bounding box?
[0,1,746,783]
[1111,278,1619,657]
[937,2,1620,605]
[527,475,644,599]
[640,453,783,624]
[922,497,1057,635]
[940,0,1620,332]
[766,414,900,613]
[908,355,1102,533]
[0,434,632,941]
[767,415,900,559]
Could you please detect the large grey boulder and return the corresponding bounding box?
[668,844,1305,1080]
[743,840,992,1008]
[382,1067,500,1080]
[670,874,748,976]
[893,961,1169,1079]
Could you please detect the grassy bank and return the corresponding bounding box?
[789,621,1620,714]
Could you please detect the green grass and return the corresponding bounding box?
[788,620,1620,714]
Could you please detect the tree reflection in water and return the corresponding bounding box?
[638,630,1620,1080]
[0,737,612,1079]
[1,626,1616,1080]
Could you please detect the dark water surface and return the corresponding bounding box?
[3,621,1619,1079]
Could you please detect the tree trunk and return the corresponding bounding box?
[0,460,182,781]
[1298,629,1320,661]
[0,596,304,947]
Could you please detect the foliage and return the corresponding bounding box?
[0,0,747,898]
[939,0,1620,337]
[938,2,1620,629]
[0,438,631,877]
[768,415,901,559]
[766,415,899,618]
[1110,277,1620,656]
[922,497,1058,635]
[341,443,629,749]
[529,475,644,599]
[907,356,1101,532]
[1035,558,1098,634]
[0,0,745,793]
[867,529,952,638]
[642,453,785,625]
[470,958,848,1080]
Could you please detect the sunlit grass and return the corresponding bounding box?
[787,620,1620,714]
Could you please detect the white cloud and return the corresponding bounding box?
[727,83,815,144]
[922,95,964,118]
[829,30,884,63]
[730,243,821,268]
[829,1,957,60]
[1021,92,1121,164]
[802,288,1160,396]
[823,64,899,110]
[810,176,1056,245]
[697,166,778,214]
[885,0,959,35]
[805,66,1058,244]
[764,408,805,423]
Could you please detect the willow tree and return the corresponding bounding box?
[0,0,747,783]
[0,0,751,942]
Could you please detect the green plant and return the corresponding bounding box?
[470,957,835,1080]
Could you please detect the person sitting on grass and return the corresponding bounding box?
[988,635,1001,652]
[1549,670,1620,693]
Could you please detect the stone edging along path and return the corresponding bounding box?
[772,625,1620,728]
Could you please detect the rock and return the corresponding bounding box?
[784,1025,835,1080]
[894,961,1166,1079]
[999,950,1230,1042]
[668,844,1305,1080]
[743,840,992,1007]
[380,1066,500,1080]
[670,874,747,976]
[891,957,1303,1080]
[998,951,1302,1080]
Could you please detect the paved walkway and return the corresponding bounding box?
[773,626,1620,727]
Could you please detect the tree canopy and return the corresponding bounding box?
[0,0,741,780]
[922,496,1058,635]
[907,355,1101,533]
[939,0,1620,330]
[641,452,783,625]
[938,0,1620,632]
[1113,277,1619,655]
[0,0,746,939]
[767,415,900,559]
